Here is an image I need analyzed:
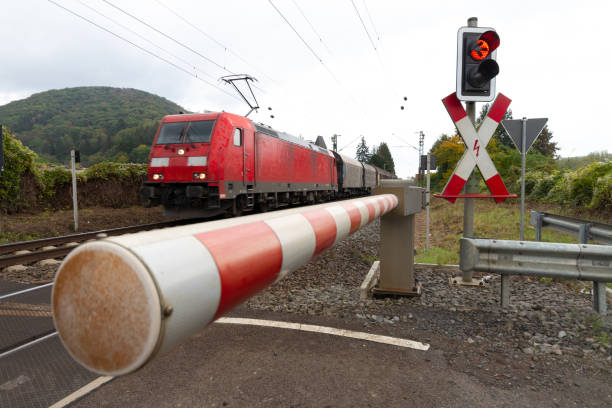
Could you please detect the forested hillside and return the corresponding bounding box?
[0,87,186,164]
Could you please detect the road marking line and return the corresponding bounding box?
[49,376,113,408]
[215,317,430,351]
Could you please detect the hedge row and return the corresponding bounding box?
[520,161,612,211]
[1,127,148,213]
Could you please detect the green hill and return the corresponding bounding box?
[0,86,186,164]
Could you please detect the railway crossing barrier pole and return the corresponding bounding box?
[460,238,611,314]
[52,194,399,376]
[372,180,426,296]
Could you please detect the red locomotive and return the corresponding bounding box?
[140,111,395,218]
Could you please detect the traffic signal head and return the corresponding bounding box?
[456,27,500,102]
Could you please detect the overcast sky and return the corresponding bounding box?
[1,0,610,178]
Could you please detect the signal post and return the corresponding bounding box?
[435,17,516,287]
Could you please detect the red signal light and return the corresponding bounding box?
[480,30,500,52]
[471,39,490,60]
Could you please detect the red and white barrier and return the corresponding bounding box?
[52,194,398,376]
[440,92,512,203]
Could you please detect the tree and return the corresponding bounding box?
[476,103,558,157]
[368,142,395,174]
[531,126,558,157]
[477,103,514,148]
[428,134,465,190]
[355,136,370,162]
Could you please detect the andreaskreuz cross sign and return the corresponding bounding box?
[437,92,514,203]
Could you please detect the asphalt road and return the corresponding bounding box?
[70,308,611,408]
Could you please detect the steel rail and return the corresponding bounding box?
[0,220,187,256]
[0,220,192,268]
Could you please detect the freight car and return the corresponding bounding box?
[140,111,396,219]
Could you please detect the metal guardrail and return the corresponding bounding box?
[460,238,611,314]
[530,211,612,245]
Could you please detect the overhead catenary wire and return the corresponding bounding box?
[46,0,242,103]
[153,0,279,89]
[268,0,364,111]
[101,0,235,75]
[291,0,333,54]
[338,134,363,152]
[349,0,377,51]
[74,0,218,84]
[361,0,380,41]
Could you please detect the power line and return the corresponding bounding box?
[350,0,377,51]
[361,0,380,41]
[74,0,217,84]
[153,0,280,88]
[291,0,332,54]
[46,0,241,102]
[338,134,362,152]
[268,0,362,109]
[102,0,234,75]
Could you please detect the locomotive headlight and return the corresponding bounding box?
[193,172,206,180]
[178,148,185,155]
[152,173,164,181]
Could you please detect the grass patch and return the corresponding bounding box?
[415,247,459,265]
[0,231,43,244]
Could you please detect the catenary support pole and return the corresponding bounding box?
[70,149,78,232]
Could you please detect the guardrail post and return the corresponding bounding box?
[593,282,607,315]
[532,211,543,241]
[373,181,426,296]
[500,275,511,308]
[578,224,589,244]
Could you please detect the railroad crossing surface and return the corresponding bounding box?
[2,273,612,407]
[69,306,610,408]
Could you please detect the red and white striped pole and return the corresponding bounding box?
[52,194,398,376]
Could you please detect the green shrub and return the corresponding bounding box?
[84,161,147,182]
[546,172,572,204]
[589,173,612,211]
[0,126,39,212]
[568,161,612,207]
[38,166,72,199]
[529,170,565,200]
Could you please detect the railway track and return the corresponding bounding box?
[0,219,190,269]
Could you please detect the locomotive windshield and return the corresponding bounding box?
[156,120,215,144]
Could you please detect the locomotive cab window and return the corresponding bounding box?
[233,128,242,146]
[185,120,214,143]
[156,120,215,145]
[156,122,185,145]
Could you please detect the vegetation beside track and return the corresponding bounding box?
[415,198,612,266]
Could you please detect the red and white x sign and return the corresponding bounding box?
[440,92,512,203]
